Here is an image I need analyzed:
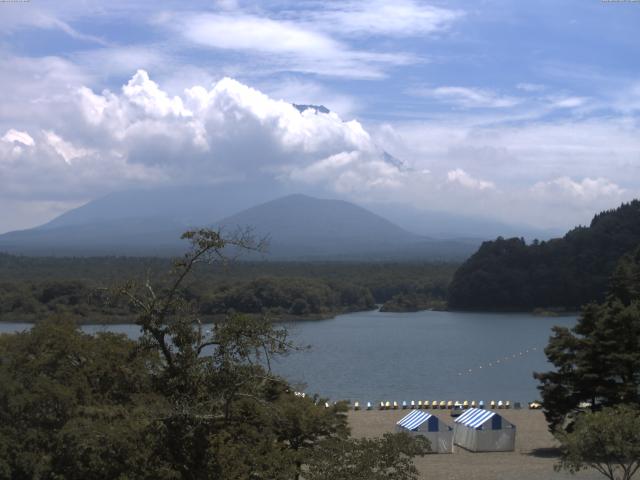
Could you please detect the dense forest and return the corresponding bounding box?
[0,254,456,322]
[448,200,640,311]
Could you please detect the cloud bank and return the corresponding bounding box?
[0,63,638,234]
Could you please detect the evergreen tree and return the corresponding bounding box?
[535,246,640,430]
[449,200,640,311]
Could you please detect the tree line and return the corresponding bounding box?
[448,200,640,311]
[0,255,455,322]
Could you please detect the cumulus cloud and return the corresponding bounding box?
[531,177,625,202]
[447,168,495,190]
[0,68,397,210]
[1,57,639,234]
[123,70,191,118]
[371,118,640,229]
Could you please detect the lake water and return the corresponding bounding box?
[0,309,576,404]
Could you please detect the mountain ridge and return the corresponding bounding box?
[0,192,478,260]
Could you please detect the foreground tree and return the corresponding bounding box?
[556,405,640,480]
[0,228,430,479]
[534,246,640,430]
[306,433,430,480]
[0,318,163,480]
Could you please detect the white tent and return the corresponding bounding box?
[453,408,516,452]
[396,410,453,453]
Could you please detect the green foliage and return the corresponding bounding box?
[202,277,375,317]
[556,405,640,480]
[535,246,640,430]
[0,229,430,479]
[306,433,430,480]
[0,254,455,322]
[0,318,163,480]
[448,200,640,310]
[380,292,447,312]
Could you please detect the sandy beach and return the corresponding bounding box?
[348,408,603,480]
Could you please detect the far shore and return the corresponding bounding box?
[0,306,580,326]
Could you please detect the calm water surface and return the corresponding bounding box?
[0,309,576,404]
[276,309,577,403]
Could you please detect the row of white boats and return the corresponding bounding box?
[353,400,543,410]
[290,392,543,411]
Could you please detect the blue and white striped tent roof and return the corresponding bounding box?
[454,408,498,429]
[397,410,433,430]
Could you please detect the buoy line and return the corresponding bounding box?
[456,347,539,376]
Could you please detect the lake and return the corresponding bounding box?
[0,309,576,404]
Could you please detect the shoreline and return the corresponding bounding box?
[0,305,581,325]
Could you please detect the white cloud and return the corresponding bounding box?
[160,12,414,79]
[309,0,463,37]
[2,129,35,147]
[549,96,588,109]
[181,13,337,56]
[1,52,639,233]
[370,117,640,229]
[44,131,92,164]
[123,70,191,118]
[259,77,360,119]
[0,7,108,46]
[531,177,625,202]
[0,68,396,213]
[412,86,521,108]
[447,168,495,190]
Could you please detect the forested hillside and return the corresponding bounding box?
[448,200,640,311]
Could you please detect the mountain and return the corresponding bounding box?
[0,183,282,256]
[368,203,558,241]
[292,104,330,114]
[215,194,477,260]
[40,183,280,231]
[0,191,478,260]
[448,200,640,311]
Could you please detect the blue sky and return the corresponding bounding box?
[0,0,639,233]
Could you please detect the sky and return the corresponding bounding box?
[0,0,639,234]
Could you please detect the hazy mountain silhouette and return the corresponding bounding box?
[215,194,477,260]
[0,190,479,259]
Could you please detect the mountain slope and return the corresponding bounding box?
[216,194,422,259]
[41,183,279,230]
[0,183,281,256]
[0,192,477,259]
[448,200,640,310]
